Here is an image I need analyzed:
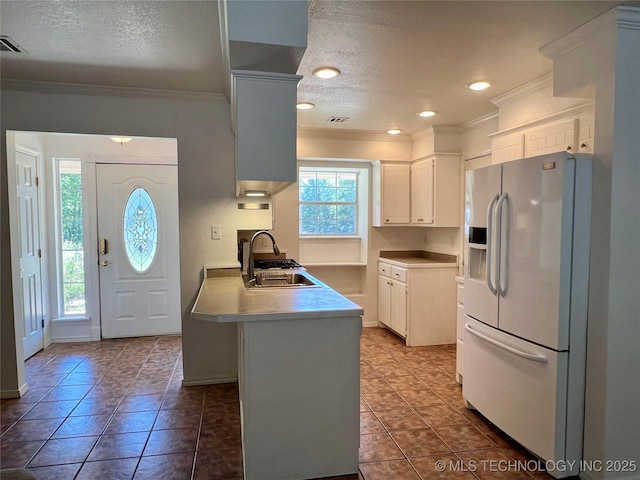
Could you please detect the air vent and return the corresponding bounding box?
[0,36,27,53]
[327,117,350,123]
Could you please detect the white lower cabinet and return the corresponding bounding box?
[378,267,407,336]
[378,260,456,346]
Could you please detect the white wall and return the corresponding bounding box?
[1,87,240,393]
[542,8,640,478]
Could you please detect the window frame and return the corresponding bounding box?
[298,167,361,237]
[53,158,88,319]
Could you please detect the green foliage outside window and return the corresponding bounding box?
[299,170,358,235]
[59,169,85,314]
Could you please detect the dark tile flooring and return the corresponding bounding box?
[0,328,554,479]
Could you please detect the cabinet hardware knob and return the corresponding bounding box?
[581,143,587,148]
[566,146,572,151]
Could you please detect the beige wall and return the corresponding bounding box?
[1,88,240,394]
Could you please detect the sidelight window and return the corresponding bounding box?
[56,159,86,315]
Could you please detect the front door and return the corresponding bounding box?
[96,164,181,338]
[15,147,45,359]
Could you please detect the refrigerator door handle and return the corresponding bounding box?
[496,193,510,297]
[486,194,500,295]
[464,323,548,364]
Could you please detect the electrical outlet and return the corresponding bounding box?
[261,236,269,247]
[211,225,221,240]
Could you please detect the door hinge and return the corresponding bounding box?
[38,248,42,258]
[41,318,45,328]
[35,176,39,187]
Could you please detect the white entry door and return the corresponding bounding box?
[96,164,181,338]
[16,148,45,359]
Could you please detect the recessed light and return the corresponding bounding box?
[312,67,341,79]
[418,110,437,118]
[468,81,491,91]
[387,129,402,135]
[296,102,316,110]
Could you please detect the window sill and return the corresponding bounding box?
[52,316,91,325]
[299,236,361,242]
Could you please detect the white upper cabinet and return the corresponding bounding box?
[233,70,302,196]
[410,158,434,224]
[372,162,411,225]
[489,107,595,164]
[373,155,460,227]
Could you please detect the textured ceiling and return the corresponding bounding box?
[297,0,636,133]
[0,0,224,92]
[1,1,637,133]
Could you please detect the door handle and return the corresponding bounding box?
[99,238,109,255]
[486,194,499,295]
[465,323,548,363]
[100,260,111,267]
[496,193,510,297]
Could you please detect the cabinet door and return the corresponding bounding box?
[381,164,410,224]
[410,162,424,223]
[377,275,392,328]
[390,280,407,336]
[411,160,434,224]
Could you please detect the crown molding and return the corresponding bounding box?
[410,125,460,142]
[490,72,553,108]
[460,111,499,131]
[296,127,411,143]
[1,79,227,101]
[488,102,595,139]
[540,6,640,60]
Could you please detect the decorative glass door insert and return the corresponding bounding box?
[123,187,158,273]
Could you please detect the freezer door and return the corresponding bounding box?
[464,165,501,327]
[498,153,574,350]
[462,317,575,476]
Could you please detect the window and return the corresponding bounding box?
[56,159,86,315]
[299,168,358,235]
[124,187,158,273]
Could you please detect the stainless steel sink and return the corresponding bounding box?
[243,271,320,289]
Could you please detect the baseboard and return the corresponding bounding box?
[0,382,29,399]
[182,376,238,386]
[362,321,379,328]
[91,326,101,341]
[50,336,94,343]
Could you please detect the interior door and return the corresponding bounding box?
[16,148,45,359]
[96,164,181,338]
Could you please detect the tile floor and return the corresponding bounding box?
[0,328,557,480]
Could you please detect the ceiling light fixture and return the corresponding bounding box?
[245,190,267,197]
[110,136,133,145]
[387,129,402,135]
[468,81,491,91]
[296,102,316,110]
[312,66,341,79]
[418,110,437,118]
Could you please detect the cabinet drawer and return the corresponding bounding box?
[456,284,464,305]
[378,262,391,277]
[391,266,407,283]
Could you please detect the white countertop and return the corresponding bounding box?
[191,270,364,323]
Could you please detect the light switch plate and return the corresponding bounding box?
[211,225,221,240]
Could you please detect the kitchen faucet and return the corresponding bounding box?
[247,230,281,282]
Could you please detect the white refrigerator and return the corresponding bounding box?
[463,152,592,478]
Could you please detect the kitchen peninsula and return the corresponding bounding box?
[192,268,363,480]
